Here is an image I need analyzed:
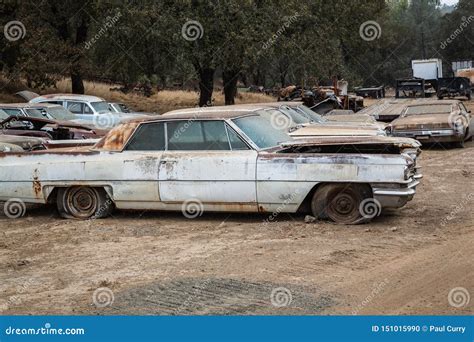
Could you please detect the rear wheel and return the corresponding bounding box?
[57,186,114,219]
[311,183,373,224]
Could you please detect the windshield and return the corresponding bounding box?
[279,106,310,124]
[293,105,326,123]
[404,104,452,115]
[43,106,75,120]
[25,108,46,118]
[91,101,110,114]
[232,115,293,149]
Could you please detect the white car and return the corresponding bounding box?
[16,92,144,128]
[0,109,422,224]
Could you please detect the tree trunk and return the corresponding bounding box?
[71,71,85,94]
[70,16,89,94]
[222,69,239,105]
[197,67,215,107]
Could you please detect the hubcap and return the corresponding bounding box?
[66,187,98,219]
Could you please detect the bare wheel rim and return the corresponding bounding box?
[326,187,361,223]
[65,187,99,219]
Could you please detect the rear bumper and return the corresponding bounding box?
[393,129,463,143]
[373,177,422,208]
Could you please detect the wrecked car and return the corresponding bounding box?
[0,134,46,151]
[387,100,473,148]
[17,92,146,128]
[190,103,386,138]
[0,115,106,141]
[0,111,421,224]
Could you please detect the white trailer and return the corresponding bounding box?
[412,59,443,80]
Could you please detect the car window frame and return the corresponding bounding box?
[121,118,256,153]
[66,101,85,114]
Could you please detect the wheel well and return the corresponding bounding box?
[45,186,113,204]
[296,182,373,213]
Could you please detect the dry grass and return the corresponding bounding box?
[47,79,276,113]
[0,76,276,113]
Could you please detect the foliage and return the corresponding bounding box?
[0,0,472,97]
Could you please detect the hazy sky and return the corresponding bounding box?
[440,0,458,6]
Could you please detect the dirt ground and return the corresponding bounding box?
[0,100,473,316]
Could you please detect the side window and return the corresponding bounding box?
[166,121,231,150]
[67,102,84,114]
[126,122,165,151]
[167,121,205,150]
[202,121,230,150]
[2,109,24,116]
[84,104,94,114]
[226,125,249,150]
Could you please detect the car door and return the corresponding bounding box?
[117,121,166,205]
[158,120,258,212]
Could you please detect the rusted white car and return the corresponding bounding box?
[0,110,422,224]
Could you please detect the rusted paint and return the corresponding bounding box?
[33,168,41,198]
[93,122,140,151]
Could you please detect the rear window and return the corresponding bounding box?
[126,122,165,151]
[405,104,452,115]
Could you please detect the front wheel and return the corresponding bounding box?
[57,186,114,219]
[311,183,373,224]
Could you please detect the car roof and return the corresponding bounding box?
[31,93,105,102]
[0,103,39,108]
[405,100,460,107]
[161,106,264,120]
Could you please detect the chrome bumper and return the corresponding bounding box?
[393,129,463,142]
[373,176,422,208]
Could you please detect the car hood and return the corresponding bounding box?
[0,142,24,152]
[391,114,452,129]
[322,116,386,129]
[0,134,46,150]
[290,124,384,137]
[280,135,421,149]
